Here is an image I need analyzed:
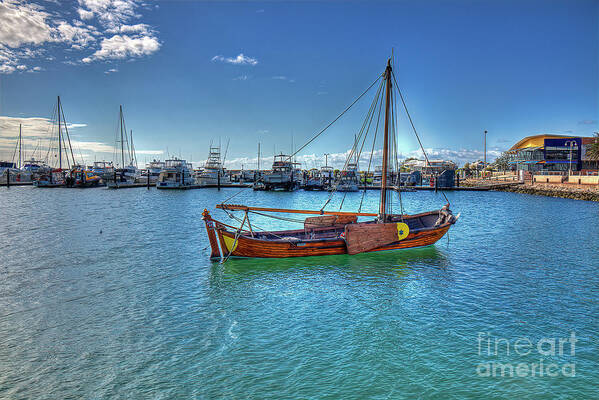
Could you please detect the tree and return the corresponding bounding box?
[463,162,470,170]
[493,151,510,171]
[586,132,599,160]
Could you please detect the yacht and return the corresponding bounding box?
[196,146,230,187]
[303,169,325,191]
[142,159,165,183]
[156,158,195,189]
[335,163,359,192]
[256,154,301,191]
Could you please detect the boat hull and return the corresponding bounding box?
[206,214,452,259]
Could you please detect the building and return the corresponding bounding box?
[402,159,457,173]
[507,134,598,173]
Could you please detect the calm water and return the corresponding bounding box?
[0,186,598,399]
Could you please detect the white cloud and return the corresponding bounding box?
[82,34,160,62]
[16,64,27,70]
[0,64,15,74]
[104,67,118,74]
[0,115,163,163]
[234,74,249,81]
[56,21,98,48]
[211,53,258,66]
[77,8,94,20]
[272,75,295,83]
[0,1,54,48]
[136,149,164,155]
[0,115,88,159]
[107,23,149,34]
[0,0,161,73]
[77,0,140,28]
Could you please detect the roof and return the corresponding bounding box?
[509,134,574,151]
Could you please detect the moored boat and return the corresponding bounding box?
[256,154,301,191]
[156,158,194,189]
[106,106,141,188]
[202,59,459,260]
[196,145,230,187]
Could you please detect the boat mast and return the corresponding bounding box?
[379,59,392,222]
[18,124,22,169]
[120,105,125,167]
[130,129,137,167]
[58,96,62,170]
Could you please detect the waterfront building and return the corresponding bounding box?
[403,159,457,173]
[507,134,598,173]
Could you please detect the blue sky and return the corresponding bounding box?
[0,0,597,168]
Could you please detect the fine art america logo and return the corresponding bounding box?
[476,332,577,378]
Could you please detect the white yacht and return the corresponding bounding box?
[196,146,230,187]
[256,154,301,191]
[156,158,195,189]
[335,163,359,192]
[143,159,165,183]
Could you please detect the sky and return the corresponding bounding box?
[0,0,597,169]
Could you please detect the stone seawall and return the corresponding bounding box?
[494,183,599,202]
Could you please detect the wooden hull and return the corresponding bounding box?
[207,217,451,259]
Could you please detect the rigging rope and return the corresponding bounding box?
[391,70,450,205]
[286,75,382,162]
[323,77,385,211]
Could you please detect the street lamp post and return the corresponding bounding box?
[324,153,330,167]
[483,130,487,178]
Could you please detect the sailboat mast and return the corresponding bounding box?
[58,96,62,170]
[379,59,392,221]
[130,129,136,167]
[18,124,22,169]
[120,105,125,167]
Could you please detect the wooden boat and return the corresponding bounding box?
[203,59,459,260]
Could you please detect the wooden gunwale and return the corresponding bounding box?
[213,215,452,258]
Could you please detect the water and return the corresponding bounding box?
[0,186,598,399]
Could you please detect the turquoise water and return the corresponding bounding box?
[0,186,598,398]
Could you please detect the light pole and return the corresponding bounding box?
[483,130,487,175]
[324,153,330,167]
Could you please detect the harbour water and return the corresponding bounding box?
[0,187,598,398]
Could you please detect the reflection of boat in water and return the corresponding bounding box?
[156,158,194,189]
[203,59,459,260]
[212,245,449,276]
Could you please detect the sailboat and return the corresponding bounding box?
[106,105,140,188]
[34,96,77,187]
[202,59,459,259]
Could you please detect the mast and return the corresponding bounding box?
[258,142,261,172]
[18,124,22,169]
[58,96,62,170]
[120,105,125,167]
[130,129,136,167]
[379,59,392,221]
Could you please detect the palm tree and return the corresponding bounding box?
[587,132,599,160]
